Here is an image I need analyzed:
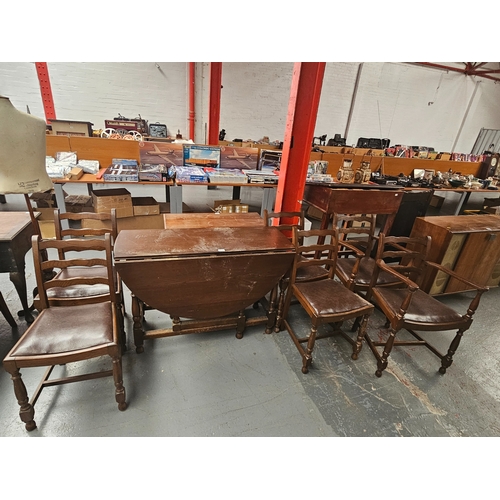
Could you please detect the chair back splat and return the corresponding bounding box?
[2,234,127,432]
[334,213,401,294]
[364,232,488,378]
[281,227,374,374]
[49,209,126,351]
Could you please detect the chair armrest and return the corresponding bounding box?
[424,261,489,292]
[338,240,366,258]
[376,260,419,290]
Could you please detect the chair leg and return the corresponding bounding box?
[274,281,288,333]
[352,314,369,360]
[112,356,127,411]
[302,325,318,374]
[375,328,397,377]
[439,328,465,374]
[115,306,127,353]
[7,368,37,431]
[131,294,145,354]
[265,284,279,334]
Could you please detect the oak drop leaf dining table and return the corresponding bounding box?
[113,224,295,353]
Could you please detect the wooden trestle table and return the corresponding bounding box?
[113,221,295,353]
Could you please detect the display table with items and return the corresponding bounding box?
[113,224,295,353]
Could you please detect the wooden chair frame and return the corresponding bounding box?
[3,234,127,431]
[282,227,374,374]
[365,233,488,377]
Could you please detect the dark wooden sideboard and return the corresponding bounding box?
[410,214,500,295]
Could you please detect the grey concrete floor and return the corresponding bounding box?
[1,185,500,442]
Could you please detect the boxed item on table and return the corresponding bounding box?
[67,167,84,180]
[138,164,172,182]
[204,168,248,184]
[56,151,78,164]
[183,144,221,168]
[174,166,208,183]
[111,158,138,167]
[78,159,100,175]
[103,164,139,182]
[46,163,72,178]
[92,188,133,218]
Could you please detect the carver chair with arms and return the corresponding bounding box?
[365,233,489,377]
[2,234,127,432]
[281,227,374,374]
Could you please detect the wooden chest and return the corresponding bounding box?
[410,214,500,295]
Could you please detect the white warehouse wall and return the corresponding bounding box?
[1,61,499,154]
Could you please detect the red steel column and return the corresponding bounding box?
[35,62,56,123]
[207,62,222,145]
[275,62,325,213]
[188,62,196,141]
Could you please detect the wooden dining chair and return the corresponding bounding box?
[364,233,488,377]
[334,213,400,294]
[49,208,126,349]
[2,234,127,432]
[281,227,374,374]
[263,208,314,334]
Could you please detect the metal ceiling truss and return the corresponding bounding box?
[412,62,500,82]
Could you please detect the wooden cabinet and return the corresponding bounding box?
[410,214,500,295]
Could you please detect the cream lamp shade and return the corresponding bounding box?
[0,96,53,194]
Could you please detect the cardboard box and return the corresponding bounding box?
[39,220,56,239]
[132,196,160,216]
[50,120,93,137]
[65,194,93,213]
[430,194,445,209]
[31,209,55,238]
[82,214,165,232]
[92,188,133,218]
[30,189,67,208]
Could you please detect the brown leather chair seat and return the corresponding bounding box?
[10,302,114,356]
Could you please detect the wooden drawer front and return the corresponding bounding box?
[428,233,466,295]
[446,232,500,293]
[487,258,500,287]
